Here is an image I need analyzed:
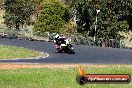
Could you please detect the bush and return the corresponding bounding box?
[33,0,70,36]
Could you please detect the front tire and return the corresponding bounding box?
[67,45,75,54]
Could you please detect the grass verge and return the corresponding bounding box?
[0,45,41,59]
[0,64,131,88]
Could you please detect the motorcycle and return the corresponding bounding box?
[54,38,75,54]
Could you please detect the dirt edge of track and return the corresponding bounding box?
[0,63,132,69]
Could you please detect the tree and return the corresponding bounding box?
[33,0,70,36]
[69,0,131,40]
[114,0,132,30]
[0,0,4,4]
[69,0,91,33]
[30,0,43,21]
[4,0,34,30]
[0,0,4,9]
[96,0,131,39]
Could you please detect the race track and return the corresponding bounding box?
[0,38,132,64]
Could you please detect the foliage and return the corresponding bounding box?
[4,0,34,30]
[0,0,4,4]
[97,0,131,39]
[33,0,70,36]
[60,20,77,35]
[69,0,132,40]
[1,0,132,42]
[69,0,91,33]
[30,0,43,21]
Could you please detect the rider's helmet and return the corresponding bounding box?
[54,34,60,41]
[55,34,59,39]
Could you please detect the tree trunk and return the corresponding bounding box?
[16,22,20,30]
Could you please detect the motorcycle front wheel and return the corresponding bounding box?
[67,45,75,54]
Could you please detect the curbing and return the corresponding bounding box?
[0,51,49,60]
[36,52,49,59]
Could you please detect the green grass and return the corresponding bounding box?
[0,65,132,88]
[0,46,40,59]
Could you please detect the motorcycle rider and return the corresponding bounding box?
[53,34,66,53]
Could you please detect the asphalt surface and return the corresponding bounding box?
[0,38,132,64]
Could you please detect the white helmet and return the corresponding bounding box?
[55,34,59,38]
